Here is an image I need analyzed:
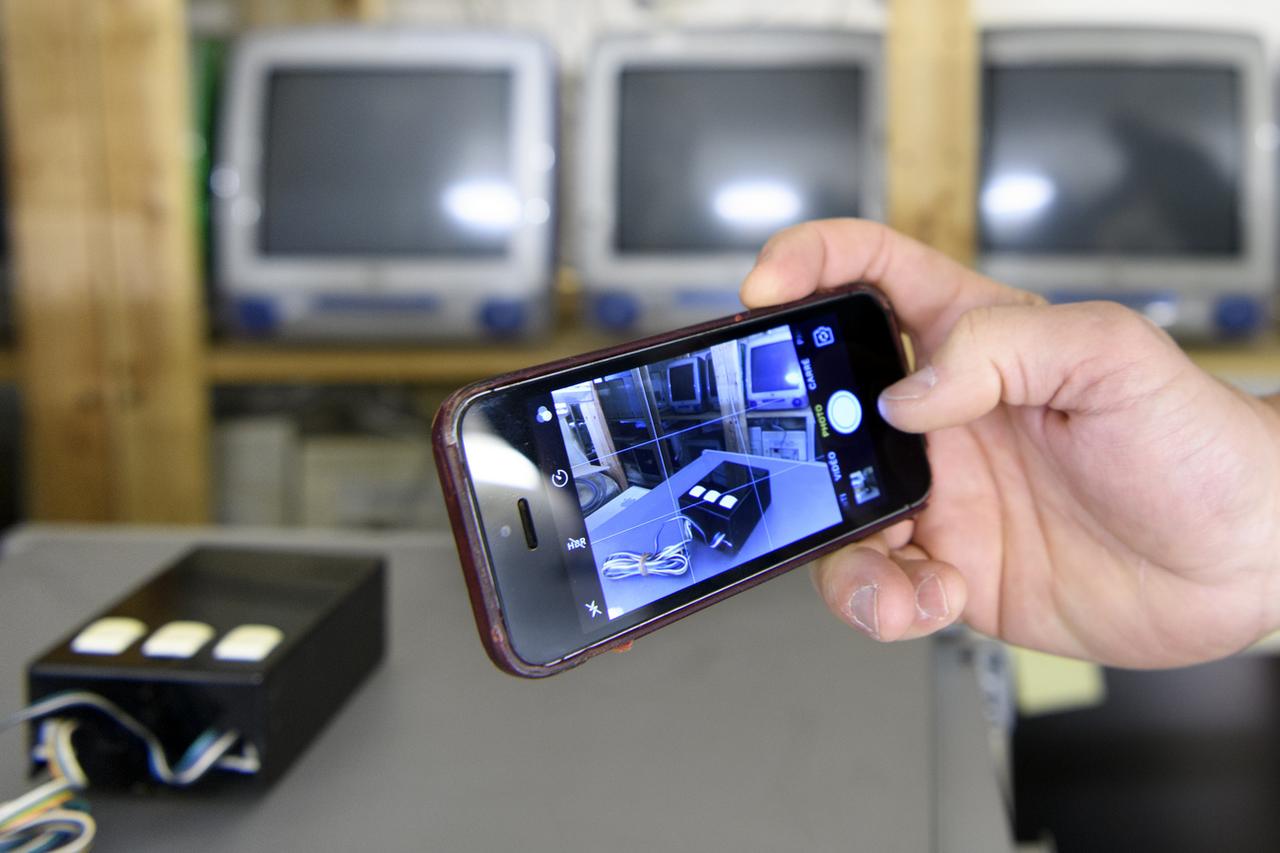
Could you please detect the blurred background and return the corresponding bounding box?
[2,0,1280,850]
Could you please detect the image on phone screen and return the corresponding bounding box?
[537,314,885,627]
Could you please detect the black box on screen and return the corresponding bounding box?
[25,546,386,789]
[678,461,772,555]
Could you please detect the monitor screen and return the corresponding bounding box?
[261,70,515,257]
[980,66,1242,256]
[669,362,697,401]
[616,67,865,253]
[750,340,802,393]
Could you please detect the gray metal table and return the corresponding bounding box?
[0,526,1012,852]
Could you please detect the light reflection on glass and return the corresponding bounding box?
[711,181,803,228]
[442,180,521,232]
[465,433,542,490]
[981,173,1056,224]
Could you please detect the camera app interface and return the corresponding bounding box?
[532,315,884,629]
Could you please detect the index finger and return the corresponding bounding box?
[739,218,1038,352]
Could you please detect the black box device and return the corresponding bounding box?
[677,461,772,556]
[25,546,386,789]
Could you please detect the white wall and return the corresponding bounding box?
[386,0,886,70]
[190,1,1280,60]
[977,0,1280,55]
[390,0,1280,61]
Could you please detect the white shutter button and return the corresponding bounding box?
[71,617,148,656]
[826,390,863,435]
[142,621,216,659]
[213,625,284,662]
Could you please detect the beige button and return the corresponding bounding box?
[142,621,216,659]
[71,617,148,656]
[213,625,285,662]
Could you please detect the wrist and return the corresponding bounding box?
[1255,392,1280,635]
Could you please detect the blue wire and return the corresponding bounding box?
[174,730,220,774]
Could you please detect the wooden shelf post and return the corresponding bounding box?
[3,0,210,523]
[887,0,979,265]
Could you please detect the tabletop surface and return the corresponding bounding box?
[0,525,936,853]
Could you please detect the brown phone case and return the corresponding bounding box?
[433,284,925,677]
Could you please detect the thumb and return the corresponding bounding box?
[878,301,1186,433]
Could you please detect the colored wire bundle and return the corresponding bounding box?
[602,515,706,580]
[1,720,94,852]
[2,692,259,787]
[1,691,264,852]
[0,809,95,853]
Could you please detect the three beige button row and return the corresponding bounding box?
[70,617,284,662]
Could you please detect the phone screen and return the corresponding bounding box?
[456,290,929,668]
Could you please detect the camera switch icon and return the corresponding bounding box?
[813,325,836,348]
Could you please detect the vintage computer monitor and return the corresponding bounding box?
[744,327,806,411]
[213,28,557,341]
[979,28,1275,340]
[666,355,711,415]
[579,30,884,334]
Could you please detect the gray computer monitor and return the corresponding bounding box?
[979,28,1275,339]
[578,30,885,334]
[213,28,557,341]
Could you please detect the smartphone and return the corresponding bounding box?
[434,285,930,677]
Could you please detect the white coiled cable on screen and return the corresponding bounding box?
[602,515,707,580]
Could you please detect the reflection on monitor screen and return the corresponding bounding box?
[617,67,865,253]
[262,70,515,257]
[746,327,806,409]
[751,341,802,392]
[980,66,1242,255]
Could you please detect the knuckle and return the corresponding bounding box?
[757,221,808,260]
[951,305,996,351]
[1074,300,1172,354]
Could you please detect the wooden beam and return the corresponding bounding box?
[709,343,748,455]
[0,350,16,384]
[2,0,210,522]
[93,0,210,522]
[887,0,979,265]
[580,386,626,491]
[3,0,116,520]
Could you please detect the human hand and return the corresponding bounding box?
[741,219,1280,667]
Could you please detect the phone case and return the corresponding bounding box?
[433,284,926,677]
